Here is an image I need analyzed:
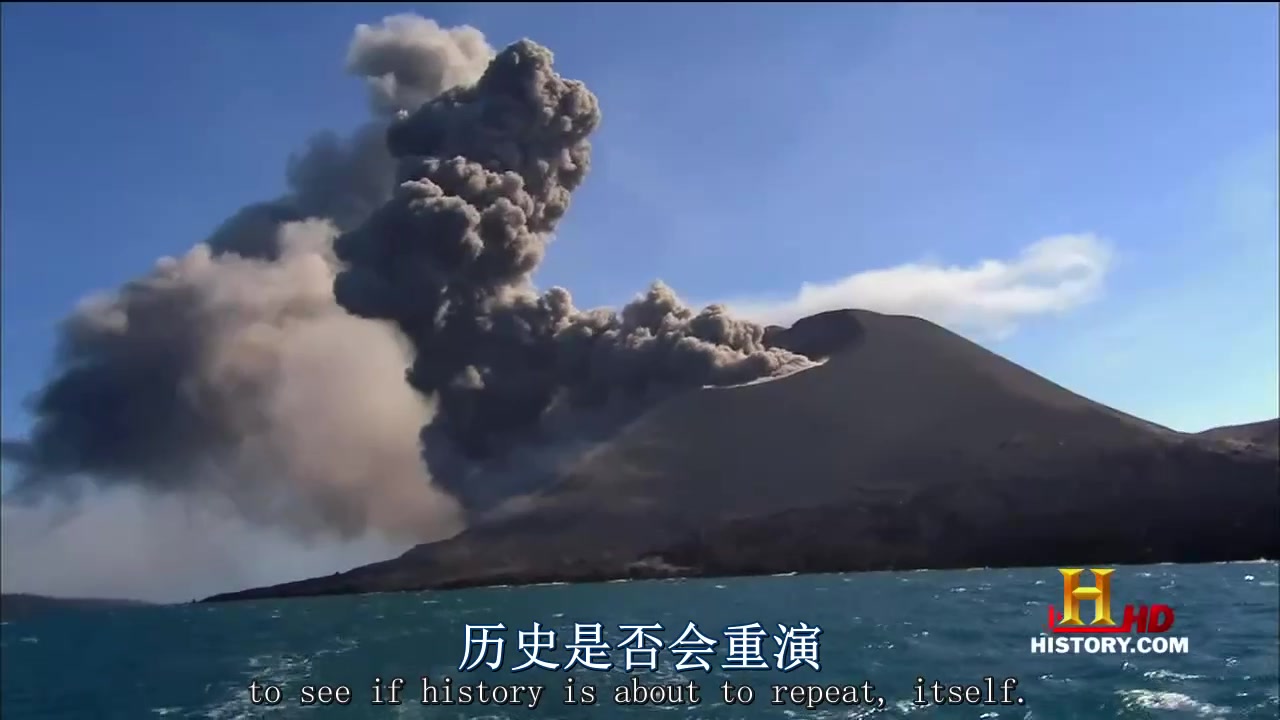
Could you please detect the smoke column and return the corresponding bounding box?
[208,15,494,260]
[2,16,492,548]
[4,13,816,572]
[332,38,813,507]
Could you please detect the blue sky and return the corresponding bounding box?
[3,2,1277,438]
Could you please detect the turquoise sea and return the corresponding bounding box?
[2,562,1276,719]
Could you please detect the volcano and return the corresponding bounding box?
[206,309,1279,601]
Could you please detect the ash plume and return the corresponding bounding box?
[347,14,493,117]
[5,14,814,551]
[206,14,494,261]
[332,39,813,501]
[8,221,464,541]
[2,16,492,543]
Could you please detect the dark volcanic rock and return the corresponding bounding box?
[204,310,1280,603]
[764,309,865,358]
[650,440,1279,576]
[1197,418,1280,449]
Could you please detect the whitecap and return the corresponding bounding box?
[1142,669,1203,681]
[1117,689,1229,717]
[892,699,926,714]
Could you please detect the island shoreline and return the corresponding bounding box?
[202,549,1280,604]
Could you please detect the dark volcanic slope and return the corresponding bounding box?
[1197,419,1280,448]
[207,310,1280,601]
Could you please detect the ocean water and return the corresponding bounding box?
[2,562,1276,719]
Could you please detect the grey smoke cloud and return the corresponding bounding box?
[8,221,463,542]
[207,14,494,261]
[333,39,812,503]
[347,14,494,117]
[3,16,490,545]
[4,16,814,555]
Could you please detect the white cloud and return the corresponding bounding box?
[724,233,1113,340]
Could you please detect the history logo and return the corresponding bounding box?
[1030,569,1190,655]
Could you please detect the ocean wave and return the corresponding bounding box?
[1141,669,1203,682]
[1117,689,1229,718]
